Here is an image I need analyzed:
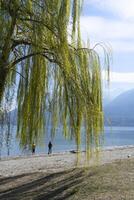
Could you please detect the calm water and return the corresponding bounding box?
[0,126,134,157]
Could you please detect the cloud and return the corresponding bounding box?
[102,71,134,83]
[85,0,134,20]
[102,71,134,99]
[80,16,134,52]
[81,16,134,40]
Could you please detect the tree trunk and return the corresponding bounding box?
[0,11,17,103]
[0,63,8,102]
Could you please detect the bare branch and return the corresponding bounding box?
[11,39,31,49]
[19,17,58,37]
[11,69,26,79]
[9,51,58,70]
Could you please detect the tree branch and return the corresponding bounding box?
[9,51,58,70]
[11,69,26,79]
[11,39,31,49]
[9,52,43,69]
[19,17,58,37]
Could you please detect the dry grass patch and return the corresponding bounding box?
[71,158,134,200]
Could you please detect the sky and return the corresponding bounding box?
[81,0,134,99]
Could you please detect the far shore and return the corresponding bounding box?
[0,145,134,177]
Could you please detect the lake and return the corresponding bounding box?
[0,126,134,158]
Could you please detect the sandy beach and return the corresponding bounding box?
[0,146,134,177]
[0,146,134,200]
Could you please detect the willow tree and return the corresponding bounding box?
[0,0,110,159]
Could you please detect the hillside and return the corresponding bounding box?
[104,89,134,126]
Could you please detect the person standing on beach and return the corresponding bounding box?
[48,141,52,154]
[32,143,36,154]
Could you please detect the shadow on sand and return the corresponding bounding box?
[0,169,85,200]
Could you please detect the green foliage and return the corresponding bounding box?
[0,0,110,159]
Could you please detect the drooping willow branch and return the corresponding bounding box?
[0,0,110,161]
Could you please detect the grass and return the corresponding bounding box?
[0,158,134,200]
[71,158,134,200]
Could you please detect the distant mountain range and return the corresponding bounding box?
[104,89,134,126]
[1,89,134,127]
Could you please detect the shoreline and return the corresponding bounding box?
[0,145,134,177]
[0,144,134,161]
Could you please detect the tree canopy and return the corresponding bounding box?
[0,0,110,159]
